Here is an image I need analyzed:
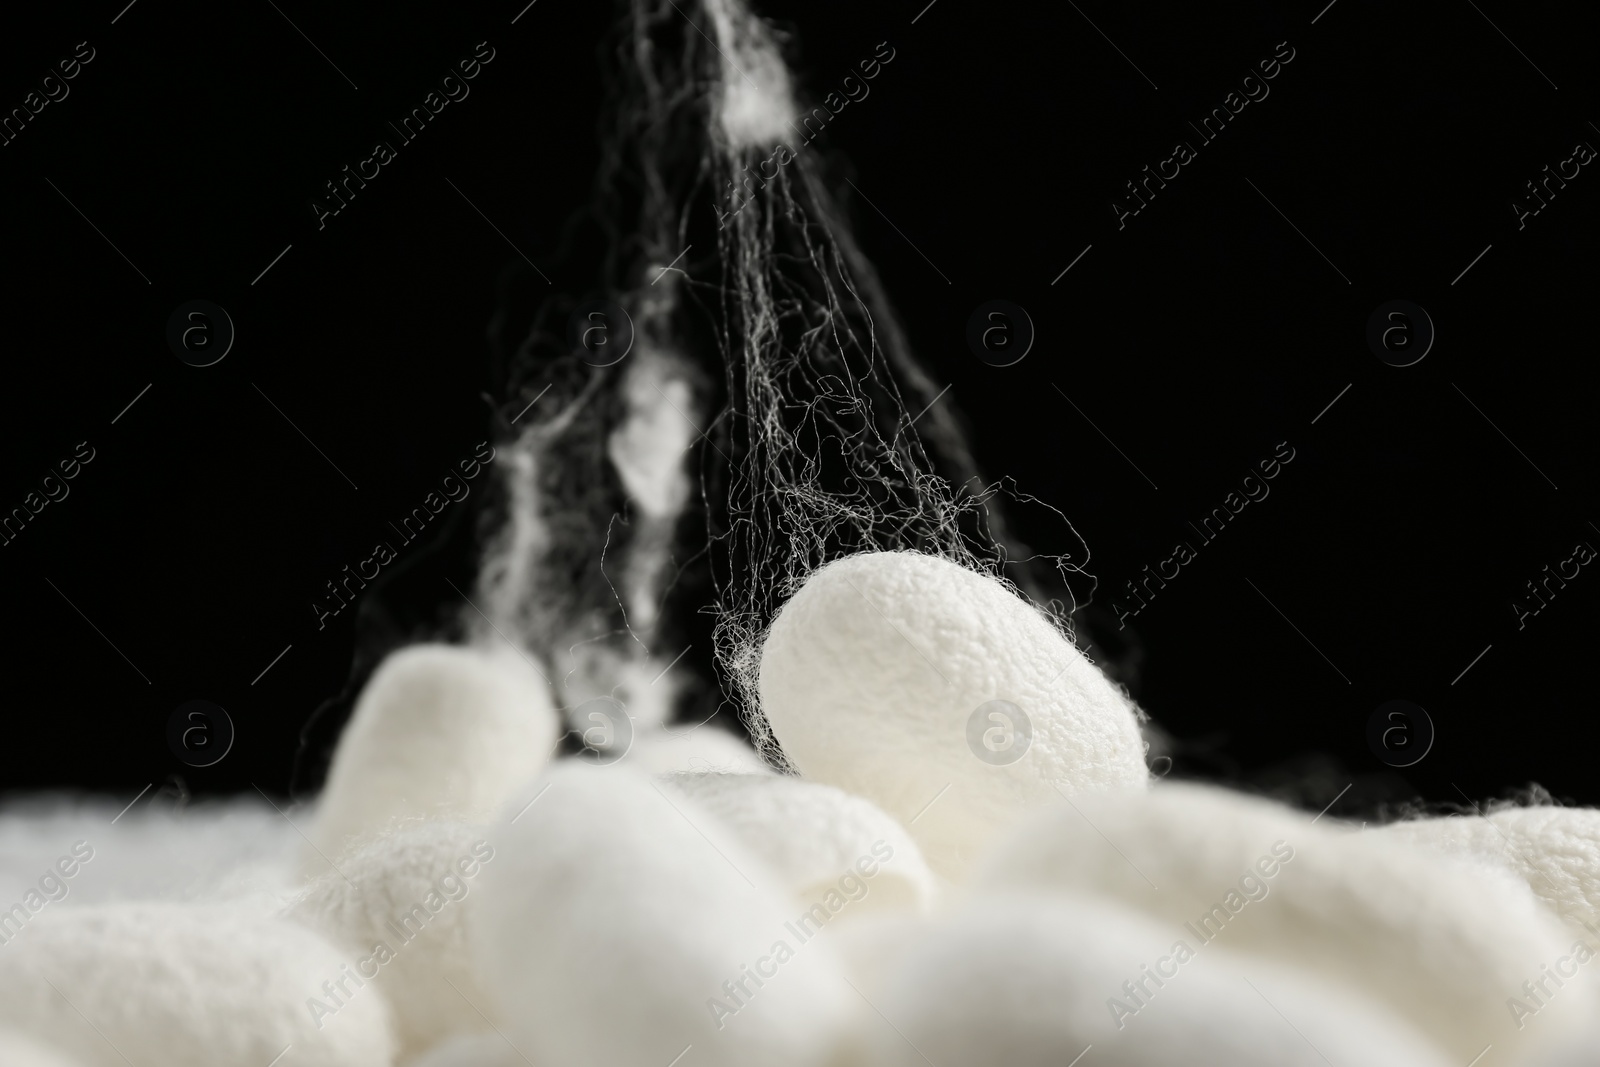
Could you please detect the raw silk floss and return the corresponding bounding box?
[3,1,1600,1065]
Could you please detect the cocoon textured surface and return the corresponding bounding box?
[759,551,1148,877]
[285,821,498,1058]
[0,1030,83,1067]
[309,643,557,867]
[661,771,937,912]
[856,892,1453,1067]
[974,781,1589,1062]
[1375,807,1600,932]
[473,761,853,1067]
[0,902,394,1067]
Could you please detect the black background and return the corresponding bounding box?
[1,0,1594,813]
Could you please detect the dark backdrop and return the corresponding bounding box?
[2,0,1594,814]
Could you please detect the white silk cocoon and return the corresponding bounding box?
[309,643,557,867]
[661,771,937,912]
[973,781,1591,1061]
[0,902,394,1067]
[472,762,852,1067]
[1375,806,1600,933]
[758,551,1149,877]
[284,821,498,1058]
[9,0,1597,1047]
[856,892,1454,1067]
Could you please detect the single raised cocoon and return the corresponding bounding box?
[758,551,1149,877]
[858,892,1454,1067]
[307,642,557,867]
[661,771,937,912]
[0,902,394,1067]
[1374,805,1600,933]
[973,780,1591,1062]
[284,820,499,1058]
[473,761,852,1067]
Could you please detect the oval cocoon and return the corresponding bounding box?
[858,892,1454,1067]
[0,902,394,1067]
[661,772,937,912]
[284,821,498,1058]
[759,551,1148,876]
[309,643,557,866]
[1375,806,1600,933]
[473,762,852,1067]
[974,781,1585,1061]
